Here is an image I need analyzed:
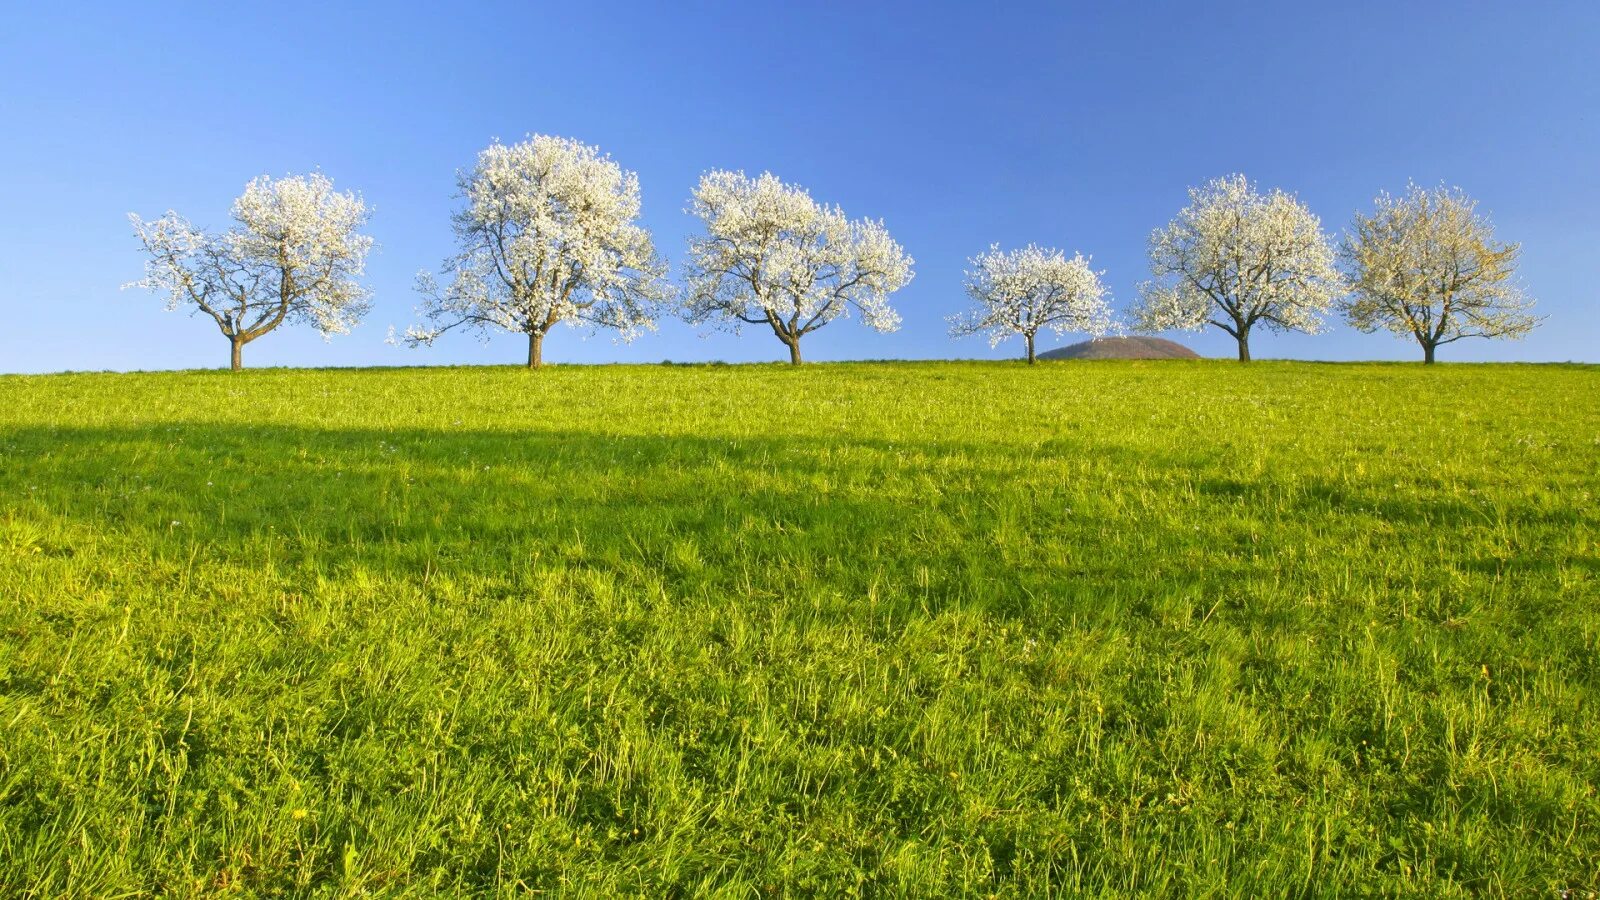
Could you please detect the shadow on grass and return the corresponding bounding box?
[5,421,1589,611]
[4,422,1196,626]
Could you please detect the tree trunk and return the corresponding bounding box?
[1025,333,1037,365]
[527,331,544,369]
[787,339,802,365]
[1236,331,1251,362]
[1423,342,1436,365]
[229,336,243,371]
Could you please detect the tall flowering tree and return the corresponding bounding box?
[683,171,914,364]
[1134,174,1341,361]
[403,135,670,369]
[949,244,1115,363]
[1341,184,1538,363]
[128,173,373,370]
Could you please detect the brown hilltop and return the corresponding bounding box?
[1037,336,1201,360]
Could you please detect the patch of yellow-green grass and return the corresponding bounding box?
[1,360,1596,896]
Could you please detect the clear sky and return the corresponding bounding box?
[2,1,1596,373]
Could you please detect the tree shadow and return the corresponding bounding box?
[7,420,1589,616]
[2,422,1187,624]
[1196,474,1591,528]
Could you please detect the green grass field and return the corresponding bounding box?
[1,360,1596,897]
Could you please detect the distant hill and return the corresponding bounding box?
[1038,336,1201,360]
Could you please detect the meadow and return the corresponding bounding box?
[0,360,1596,897]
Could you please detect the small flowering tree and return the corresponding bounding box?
[683,171,914,364]
[1341,184,1538,363]
[949,244,1115,363]
[128,173,373,370]
[403,135,670,369]
[1134,174,1341,361]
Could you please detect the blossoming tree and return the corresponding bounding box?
[403,135,670,368]
[1133,174,1341,361]
[683,171,914,364]
[128,173,373,370]
[949,244,1115,363]
[1341,184,1538,363]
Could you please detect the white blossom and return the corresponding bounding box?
[127,173,373,369]
[403,135,670,368]
[949,244,1115,363]
[682,171,913,364]
[1341,184,1538,363]
[1133,174,1341,361]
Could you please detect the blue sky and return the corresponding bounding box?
[2,1,1596,372]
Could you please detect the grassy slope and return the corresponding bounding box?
[0,360,1596,897]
